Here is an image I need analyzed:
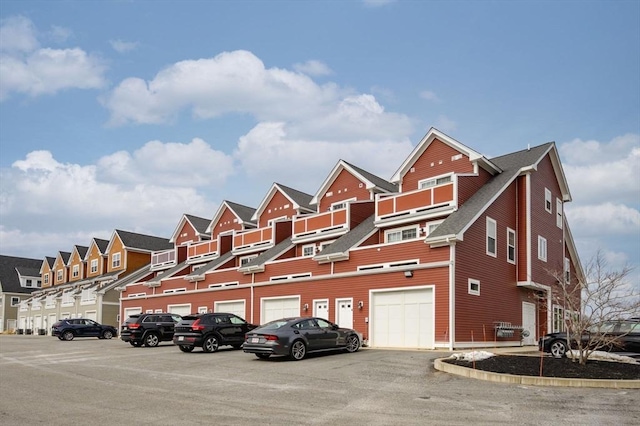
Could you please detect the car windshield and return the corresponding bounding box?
[258,320,291,331]
[588,322,618,333]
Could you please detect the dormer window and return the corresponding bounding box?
[112,252,121,268]
[72,265,79,278]
[90,259,98,273]
[56,269,63,282]
[419,174,452,189]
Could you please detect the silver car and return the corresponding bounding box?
[243,317,361,361]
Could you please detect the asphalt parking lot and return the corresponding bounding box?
[0,335,638,425]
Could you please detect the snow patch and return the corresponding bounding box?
[566,350,639,364]
[448,351,495,362]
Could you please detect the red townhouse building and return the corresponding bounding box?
[114,128,581,350]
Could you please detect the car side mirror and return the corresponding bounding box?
[332,324,339,330]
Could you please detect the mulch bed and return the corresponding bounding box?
[444,355,640,380]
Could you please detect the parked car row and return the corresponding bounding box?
[51,312,363,361]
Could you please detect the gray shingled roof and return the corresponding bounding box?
[277,183,314,211]
[315,214,377,257]
[94,238,109,254]
[74,245,89,259]
[343,160,398,193]
[185,214,211,236]
[147,261,190,285]
[226,201,257,225]
[240,238,295,270]
[0,255,43,294]
[103,265,154,292]
[45,256,56,268]
[115,229,173,251]
[59,251,71,264]
[185,251,235,278]
[428,142,554,240]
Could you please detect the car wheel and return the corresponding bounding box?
[102,330,114,340]
[550,340,568,357]
[345,335,360,353]
[179,345,194,353]
[130,341,142,347]
[62,331,75,341]
[255,353,271,359]
[202,335,220,353]
[144,333,160,347]
[290,340,306,360]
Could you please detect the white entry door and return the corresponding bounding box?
[335,298,353,329]
[48,314,57,335]
[522,302,536,345]
[313,299,329,321]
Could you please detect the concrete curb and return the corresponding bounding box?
[434,358,640,389]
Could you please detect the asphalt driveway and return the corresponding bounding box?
[0,335,637,425]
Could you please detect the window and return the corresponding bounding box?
[240,254,258,267]
[385,226,418,243]
[11,297,20,307]
[507,228,516,264]
[90,259,98,273]
[56,269,63,282]
[538,236,547,262]
[564,257,570,282]
[419,175,452,189]
[198,306,208,314]
[302,244,315,257]
[61,291,74,305]
[330,198,355,211]
[25,279,33,287]
[556,198,563,228]
[468,279,480,296]
[81,288,96,302]
[553,305,565,332]
[72,265,79,278]
[112,252,121,268]
[44,274,49,285]
[486,217,497,257]
[426,220,443,236]
[545,188,552,213]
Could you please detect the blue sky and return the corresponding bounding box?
[0,0,638,286]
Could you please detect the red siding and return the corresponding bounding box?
[258,190,299,228]
[401,139,475,192]
[174,221,199,246]
[212,207,244,239]
[318,168,372,211]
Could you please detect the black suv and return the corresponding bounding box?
[120,313,182,347]
[173,313,258,353]
[52,318,117,341]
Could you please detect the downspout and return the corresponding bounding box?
[250,273,255,324]
[448,238,455,351]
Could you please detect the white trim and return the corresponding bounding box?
[468,278,480,296]
[556,198,563,228]
[357,259,419,271]
[507,227,516,264]
[208,281,239,289]
[486,217,497,257]
[302,244,316,257]
[384,224,420,243]
[418,173,453,189]
[545,188,552,213]
[270,272,312,281]
[537,235,547,262]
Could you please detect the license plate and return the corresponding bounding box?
[178,336,184,341]
[251,337,259,343]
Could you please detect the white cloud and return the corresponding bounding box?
[565,203,640,236]
[419,90,439,102]
[561,135,639,206]
[1,142,226,257]
[110,39,139,53]
[103,50,342,125]
[0,16,106,100]
[0,16,38,52]
[49,25,72,43]
[293,59,333,76]
[234,121,413,191]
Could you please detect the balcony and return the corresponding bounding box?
[292,209,349,243]
[187,240,219,263]
[375,182,456,225]
[150,248,177,270]
[232,227,274,255]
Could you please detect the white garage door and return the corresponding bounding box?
[85,311,97,321]
[262,297,300,324]
[215,300,247,320]
[124,307,142,319]
[371,287,434,349]
[167,304,192,317]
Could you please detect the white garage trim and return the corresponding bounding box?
[214,299,247,320]
[261,295,301,324]
[369,285,435,349]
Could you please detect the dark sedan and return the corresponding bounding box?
[52,318,118,341]
[539,318,640,357]
[243,317,361,361]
